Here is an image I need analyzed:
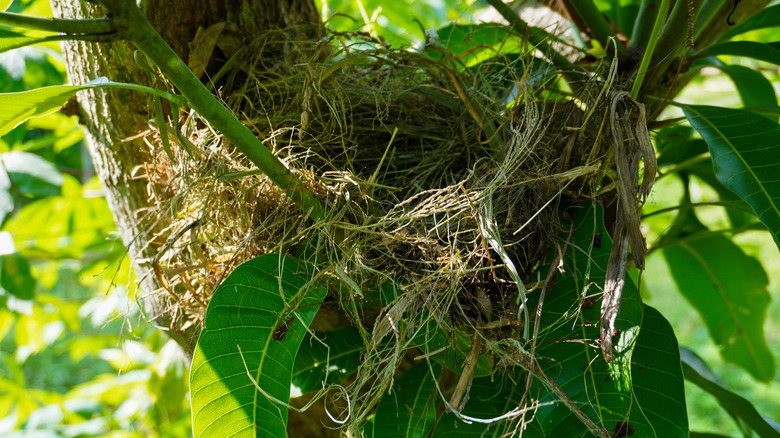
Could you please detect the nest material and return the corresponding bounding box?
[138,28,629,428]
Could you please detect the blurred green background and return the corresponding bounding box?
[1,0,778,436]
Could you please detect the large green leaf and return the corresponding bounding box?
[374,362,440,438]
[716,65,778,110]
[631,305,688,436]
[291,327,363,396]
[526,205,650,436]
[662,231,775,381]
[683,105,780,251]
[681,348,780,437]
[190,254,326,437]
[433,205,687,436]
[696,41,780,66]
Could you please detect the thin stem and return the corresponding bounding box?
[97,0,327,222]
[643,201,753,218]
[629,0,672,99]
[94,80,189,106]
[563,0,628,63]
[645,0,704,90]
[0,11,114,35]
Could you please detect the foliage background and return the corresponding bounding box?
[0,0,778,436]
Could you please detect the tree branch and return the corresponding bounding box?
[95,0,328,222]
[0,10,114,35]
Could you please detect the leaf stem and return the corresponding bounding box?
[629,0,672,99]
[0,11,114,35]
[96,0,327,222]
[630,0,662,50]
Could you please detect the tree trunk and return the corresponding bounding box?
[51,0,322,355]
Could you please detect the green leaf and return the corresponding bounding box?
[417,321,492,377]
[720,5,780,42]
[527,205,645,436]
[696,41,780,66]
[631,305,688,436]
[0,28,45,54]
[0,78,186,137]
[374,362,440,438]
[716,65,778,110]
[0,83,90,137]
[291,327,363,396]
[429,23,515,66]
[662,231,775,381]
[681,348,780,437]
[0,252,35,300]
[190,254,326,438]
[431,368,527,437]
[683,105,780,252]
[0,151,63,197]
[686,161,757,229]
[434,205,687,436]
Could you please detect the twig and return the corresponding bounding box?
[0,11,113,35]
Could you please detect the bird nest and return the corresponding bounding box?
[138,27,635,427]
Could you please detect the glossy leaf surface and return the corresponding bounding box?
[683,105,780,251]
[190,254,326,437]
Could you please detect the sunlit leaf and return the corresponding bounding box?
[681,348,780,436]
[190,254,326,438]
[683,105,780,252]
[374,362,440,438]
[0,77,183,137]
[0,28,49,54]
[0,83,87,137]
[662,224,775,381]
[291,327,363,396]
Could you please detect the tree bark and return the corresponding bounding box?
[51,0,322,355]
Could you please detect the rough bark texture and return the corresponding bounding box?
[51,0,322,355]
